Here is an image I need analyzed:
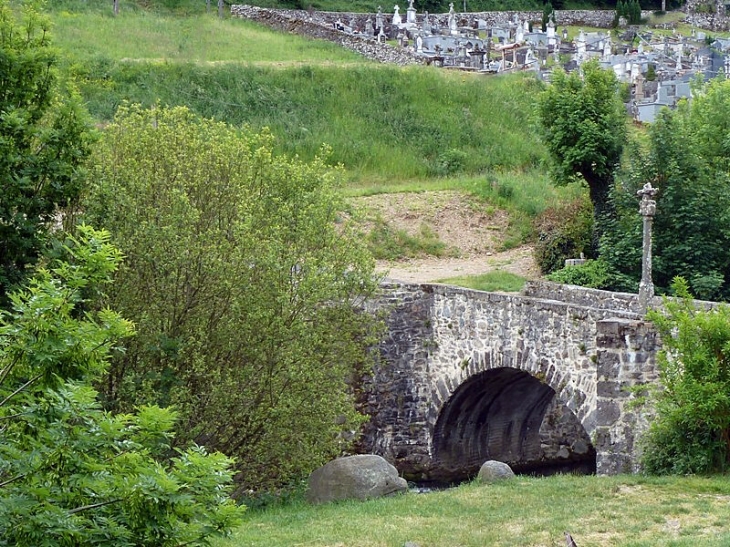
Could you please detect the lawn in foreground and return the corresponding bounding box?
[220,474,730,547]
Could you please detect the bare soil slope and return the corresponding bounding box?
[351,191,538,284]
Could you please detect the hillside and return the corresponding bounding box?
[45,1,576,288]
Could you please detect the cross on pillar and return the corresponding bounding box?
[637,182,658,313]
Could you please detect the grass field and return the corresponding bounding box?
[220,474,730,547]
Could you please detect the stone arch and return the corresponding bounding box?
[430,367,595,482]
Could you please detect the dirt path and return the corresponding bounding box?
[351,191,539,284]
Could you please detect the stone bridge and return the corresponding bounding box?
[358,280,660,483]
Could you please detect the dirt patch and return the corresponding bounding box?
[351,191,539,284]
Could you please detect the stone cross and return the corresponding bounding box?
[637,182,658,313]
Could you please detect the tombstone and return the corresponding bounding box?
[676,42,683,71]
[376,6,384,31]
[422,11,431,34]
[547,19,556,46]
[416,33,423,52]
[603,36,612,59]
[366,17,374,37]
[630,62,640,83]
[349,16,357,32]
[635,72,644,100]
[575,29,586,63]
[516,24,524,43]
[477,18,487,30]
[562,27,568,40]
[392,4,402,26]
[525,46,537,67]
[523,19,530,33]
[448,3,457,33]
[406,0,416,24]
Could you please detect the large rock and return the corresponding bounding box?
[477,460,515,483]
[306,454,408,504]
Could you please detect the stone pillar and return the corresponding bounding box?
[594,318,659,475]
[637,183,658,314]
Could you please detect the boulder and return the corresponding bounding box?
[306,454,408,504]
[477,460,515,483]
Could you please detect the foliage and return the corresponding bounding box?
[0,0,94,304]
[538,59,627,233]
[367,218,451,260]
[0,226,244,546]
[541,1,554,32]
[642,278,730,475]
[533,196,594,274]
[546,258,636,291]
[601,80,730,300]
[83,104,383,492]
[616,0,643,24]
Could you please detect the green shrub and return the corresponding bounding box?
[533,196,594,274]
[0,227,244,546]
[642,277,730,474]
[547,259,637,292]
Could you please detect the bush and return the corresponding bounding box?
[84,105,382,493]
[533,196,594,275]
[0,227,244,546]
[642,278,730,474]
[547,259,638,292]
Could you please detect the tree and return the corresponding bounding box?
[0,226,244,546]
[601,79,730,300]
[83,105,382,492]
[642,278,730,474]
[0,1,94,304]
[541,1,553,32]
[538,60,627,246]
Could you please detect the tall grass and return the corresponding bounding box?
[52,12,364,62]
[71,60,548,181]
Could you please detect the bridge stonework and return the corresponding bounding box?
[359,281,659,481]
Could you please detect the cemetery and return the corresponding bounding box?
[232,0,730,122]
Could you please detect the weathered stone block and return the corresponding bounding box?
[595,400,621,426]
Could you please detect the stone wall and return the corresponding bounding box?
[684,0,729,31]
[594,318,659,474]
[360,282,658,481]
[230,5,424,65]
[523,280,650,315]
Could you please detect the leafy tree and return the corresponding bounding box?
[642,278,730,474]
[83,105,382,493]
[541,1,553,32]
[533,195,593,275]
[0,226,244,546]
[0,0,94,304]
[601,79,730,300]
[538,59,627,245]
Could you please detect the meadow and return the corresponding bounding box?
[219,474,730,547]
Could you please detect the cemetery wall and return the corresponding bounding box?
[230,5,424,65]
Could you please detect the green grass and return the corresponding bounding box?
[52,12,365,63]
[366,218,453,260]
[219,474,730,547]
[69,60,548,182]
[437,270,527,291]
